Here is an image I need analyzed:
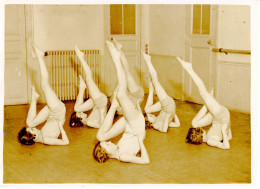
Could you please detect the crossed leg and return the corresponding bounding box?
[96,93,126,141]
[74,75,94,112]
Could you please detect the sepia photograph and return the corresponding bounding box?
[0,0,258,186]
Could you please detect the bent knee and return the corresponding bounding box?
[87,119,100,128]
[74,106,80,113]
[144,106,152,114]
[191,120,199,128]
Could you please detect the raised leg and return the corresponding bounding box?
[75,46,103,101]
[106,40,139,122]
[114,38,142,94]
[33,44,62,110]
[142,51,168,102]
[177,57,222,115]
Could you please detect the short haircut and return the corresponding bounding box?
[93,141,110,163]
[69,112,84,127]
[185,127,204,145]
[18,127,36,145]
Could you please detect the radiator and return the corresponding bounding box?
[46,50,101,101]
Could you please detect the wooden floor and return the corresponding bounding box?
[3,99,251,184]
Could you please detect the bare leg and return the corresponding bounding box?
[142,51,168,101]
[192,105,213,128]
[96,95,125,141]
[75,46,103,100]
[33,44,62,110]
[26,86,50,128]
[106,40,139,121]
[177,57,222,115]
[74,75,94,112]
[145,82,162,114]
[114,38,142,94]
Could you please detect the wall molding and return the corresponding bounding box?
[217,60,251,67]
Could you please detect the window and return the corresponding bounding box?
[192,5,210,34]
[110,4,136,34]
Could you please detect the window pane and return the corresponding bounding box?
[123,4,135,34]
[202,5,210,34]
[110,5,122,34]
[192,5,201,34]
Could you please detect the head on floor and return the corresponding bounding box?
[185,127,204,145]
[93,141,110,163]
[18,127,36,145]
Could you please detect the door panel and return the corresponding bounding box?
[5,5,28,105]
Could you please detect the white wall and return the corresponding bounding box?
[33,5,105,54]
[149,4,186,57]
[215,5,251,113]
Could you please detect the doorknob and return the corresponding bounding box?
[207,40,214,45]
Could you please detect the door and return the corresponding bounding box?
[5,5,28,105]
[184,4,217,104]
[104,4,141,96]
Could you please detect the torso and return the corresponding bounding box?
[117,113,145,156]
[40,103,66,140]
[206,121,223,141]
[41,119,61,139]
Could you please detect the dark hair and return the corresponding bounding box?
[93,141,110,163]
[185,127,204,145]
[69,112,84,127]
[18,127,36,145]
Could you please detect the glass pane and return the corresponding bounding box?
[192,5,201,34]
[202,5,210,34]
[123,4,135,34]
[110,5,123,34]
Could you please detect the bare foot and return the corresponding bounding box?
[75,45,85,60]
[79,75,86,89]
[113,38,123,50]
[142,51,151,62]
[32,44,45,58]
[31,85,40,100]
[176,57,193,71]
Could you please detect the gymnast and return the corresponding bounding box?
[110,38,144,114]
[142,52,180,132]
[18,44,69,145]
[177,57,232,149]
[93,40,149,164]
[69,46,107,128]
